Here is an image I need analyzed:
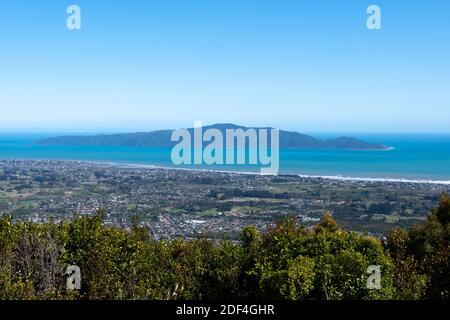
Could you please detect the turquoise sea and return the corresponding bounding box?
[1,133,450,182]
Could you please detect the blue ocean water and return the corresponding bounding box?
[1,133,450,181]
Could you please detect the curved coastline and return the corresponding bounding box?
[95,160,450,185]
[3,158,449,186]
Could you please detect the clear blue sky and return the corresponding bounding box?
[0,0,449,132]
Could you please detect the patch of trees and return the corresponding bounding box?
[13,184,32,191]
[367,202,396,215]
[0,195,449,300]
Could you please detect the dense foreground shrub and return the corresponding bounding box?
[0,195,449,300]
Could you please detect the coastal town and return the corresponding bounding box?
[0,159,448,239]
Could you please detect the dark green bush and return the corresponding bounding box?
[0,194,449,300]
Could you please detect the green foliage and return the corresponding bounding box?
[435,193,450,226]
[249,217,394,300]
[314,212,339,233]
[386,229,427,299]
[0,196,449,300]
[387,193,450,299]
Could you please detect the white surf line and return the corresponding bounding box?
[89,160,450,185]
[297,174,450,185]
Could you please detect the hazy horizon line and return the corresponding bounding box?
[1,125,450,135]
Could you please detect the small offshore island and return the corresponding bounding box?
[1,159,447,239]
